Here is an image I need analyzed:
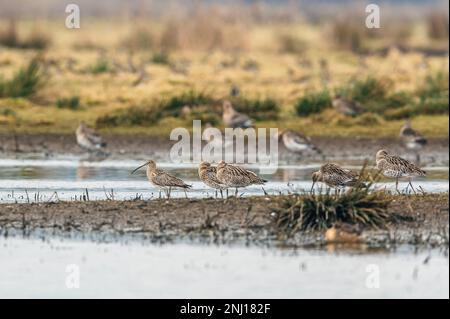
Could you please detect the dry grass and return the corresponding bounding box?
[0,7,448,137]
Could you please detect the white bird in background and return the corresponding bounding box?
[278,129,323,156]
[76,122,107,152]
[222,100,253,129]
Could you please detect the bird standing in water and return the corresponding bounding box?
[216,160,266,197]
[375,149,426,194]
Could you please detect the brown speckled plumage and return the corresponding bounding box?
[375,149,426,193]
[216,160,266,194]
[198,161,227,191]
[132,160,191,198]
[376,150,426,178]
[311,163,360,190]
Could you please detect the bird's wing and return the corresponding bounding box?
[153,170,190,188]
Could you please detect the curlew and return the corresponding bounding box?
[131,160,191,199]
[278,129,323,156]
[216,160,266,197]
[332,95,363,116]
[76,122,107,152]
[399,121,427,163]
[375,149,426,194]
[311,163,362,193]
[222,100,253,129]
[198,161,227,198]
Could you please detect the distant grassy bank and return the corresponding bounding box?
[0,17,448,138]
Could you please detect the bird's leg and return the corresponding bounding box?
[220,189,223,199]
[408,178,417,194]
[215,190,218,199]
[395,177,400,195]
[226,189,229,198]
[184,189,188,199]
[167,187,171,199]
[159,190,162,199]
[235,187,238,197]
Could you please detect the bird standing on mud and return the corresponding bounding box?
[131,160,191,199]
[311,163,363,194]
[278,129,323,157]
[76,122,107,152]
[198,161,227,198]
[332,95,363,116]
[375,149,426,194]
[216,160,266,197]
[399,121,427,163]
[222,100,253,129]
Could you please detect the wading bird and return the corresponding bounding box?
[198,161,227,198]
[332,95,363,116]
[76,122,107,152]
[278,129,323,156]
[216,160,266,197]
[375,149,426,194]
[399,121,427,163]
[311,163,362,194]
[222,100,253,129]
[131,160,191,199]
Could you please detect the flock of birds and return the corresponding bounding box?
[75,99,429,199]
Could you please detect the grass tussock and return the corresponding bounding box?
[56,96,81,110]
[231,96,280,121]
[87,58,112,74]
[0,57,44,98]
[96,105,161,128]
[274,185,391,233]
[295,89,331,116]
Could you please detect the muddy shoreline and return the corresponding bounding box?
[0,194,448,247]
[0,133,449,163]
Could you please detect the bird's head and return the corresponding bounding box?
[376,149,388,161]
[131,160,156,174]
[199,161,211,170]
[222,100,233,112]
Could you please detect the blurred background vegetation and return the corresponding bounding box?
[0,0,448,137]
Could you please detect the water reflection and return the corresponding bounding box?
[0,158,448,203]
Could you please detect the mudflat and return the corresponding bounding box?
[0,194,448,247]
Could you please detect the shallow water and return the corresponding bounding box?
[0,158,448,202]
[0,237,447,298]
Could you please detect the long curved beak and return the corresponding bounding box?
[131,162,147,175]
[310,181,316,193]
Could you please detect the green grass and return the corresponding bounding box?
[0,57,43,98]
[56,96,81,110]
[88,59,111,74]
[231,96,280,120]
[295,89,331,116]
[151,51,171,65]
